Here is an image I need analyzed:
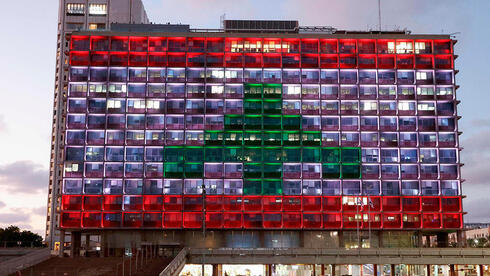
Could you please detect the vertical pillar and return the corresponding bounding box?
[417,231,423,248]
[266,264,272,276]
[100,232,107,257]
[59,230,65,257]
[426,264,431,276]
[390,264,395,276]
[449,264,455,276]
[479,265,484,276]
[321,264,325,276]
[212,264,219,276]
[313,264,316,276]
[373,264,378,276]
[378,231,384,248]
[456,230,465,248]
[85,234,90,256]
[71,231,82,257]
[331,264,336,276]
[338,231,344,248]
[425,235,431,247]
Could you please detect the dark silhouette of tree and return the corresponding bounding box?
[0,225,44,247]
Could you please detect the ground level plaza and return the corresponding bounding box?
[179,264,489,276]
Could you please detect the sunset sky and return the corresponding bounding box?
[0,0,489,236]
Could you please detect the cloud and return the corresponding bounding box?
[32,206,47,216]
[465,197,490,223]
[0,211,30,224]
[0,201,5,208]
[0,161,49,194]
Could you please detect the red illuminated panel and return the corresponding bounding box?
[223,212,243,228]
[402,197,421,212]
[323,213,342,229]
[188,37,205,52]
[205,196,223,211]
[187,53,205,67]
[301,54,319,68]
[282,212,301,228]
[143,212,162,228]
[71,36,90,51]
[206,212,223,228]
[244,53,262,68]
[82,212,101,228]
[70,52,89,66]
[421,197,441,212]
[415,55,434,69]
[441,197,461,212]
[143,196,163,211]
[382,197,401,212]
[263,196,282,211]
[397,55,414,69]
[91,36,109,51]
[283,196,302,211]
[358,55,376,69]
[183,212,203,228]
[102,212,121,228]
[62,196,82,210]
[183,196,202,211]
[83,196,102,211]
[243,213,263,228]
[363,213,382,229]
[163,212,182,228]
[263,212,282,228]
[223,196,242,211]
[123,213,143,227]
[110,37,128,51]
[383,213,402,228]
[435,55,453,69]
[320,54,338,69]
[130,37,148,52]
[339,54,356,69]
[282,54,300,68]
[303,213,322,228]
[322,197,341,211]
[149,37,167,52]
[303,196,322,211]
[123,196,143,211]
[129,53,148,67]
[342,213,360,228]
[207,53,224,67]
[225,53,243,68]
[110,52,128,66]
[403,213,421,229]
[167,53,186,67]
[243,196,262,211]
[443,213,462,228]
[434,40,452,54]
[378,55,395,69]
[423,213,442,228]
[164,196,182,211]
[90,52,109,66]
[320,39,338,54]
[61,212,81,228]
[263,54,281,68]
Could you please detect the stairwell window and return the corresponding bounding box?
[89,4,107,16]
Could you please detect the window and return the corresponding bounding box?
[66,3,85,15]
[89,4,107,15]
[89,23,106,30]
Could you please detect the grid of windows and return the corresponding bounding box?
[61,36,462,230]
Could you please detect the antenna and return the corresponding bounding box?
[378,0,382,32]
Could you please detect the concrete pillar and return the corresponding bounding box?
[456,230,465,248]
[71,231,82,257]
[437,232,449,248]
[426,264,431,276]
[390,264,395,276]
[373,264,378,276]
[338,231,344,248]
[59,230,66,257]
[313,264,316,276]
[378,231,384,248]
[479,265,484,276]
[100,232,107,257]
[417,231,423,248]
[85,234,90,256]
[331,264,336,276]
[321,264,325,276]
[449,264,455,276]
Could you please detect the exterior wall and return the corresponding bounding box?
[59,34,462,234]
[465,227,490,240]
[46,0,149,250]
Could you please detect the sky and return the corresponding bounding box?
[0,0,489,237]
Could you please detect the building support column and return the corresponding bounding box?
[417,231,423,248]
[59,230,65,257]
[378,231,384,248]
[479,265,484,276]
[313,264,316,276]
[449,264,455,276]
[425,235,431,247]
[373,264,378,276]
[390,264,395,276]
[331,264,336,276]
[266,264,272,276]
[437,232,449,248]
[321,264,325,276]
[426,264,431,276]
[212,264,219,276]
[456,230,465,247]
[338,231,344,248]
[100,232,107,257]
[71,231,81,257]
[85,234,90,256]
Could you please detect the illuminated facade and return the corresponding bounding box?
[59,31,462,235]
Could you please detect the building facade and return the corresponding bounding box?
[56,21,463,251]
[46,0,149,250]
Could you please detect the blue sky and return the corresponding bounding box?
[0,0,488,235]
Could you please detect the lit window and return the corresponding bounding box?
[387,42,395,54]
[147,100,160,109]
[396,42,413,54]
[416,71,428,80]
[89,4,107,15]
[415,42,427,54]
[66,3,85,15]
[89,23,106,30]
